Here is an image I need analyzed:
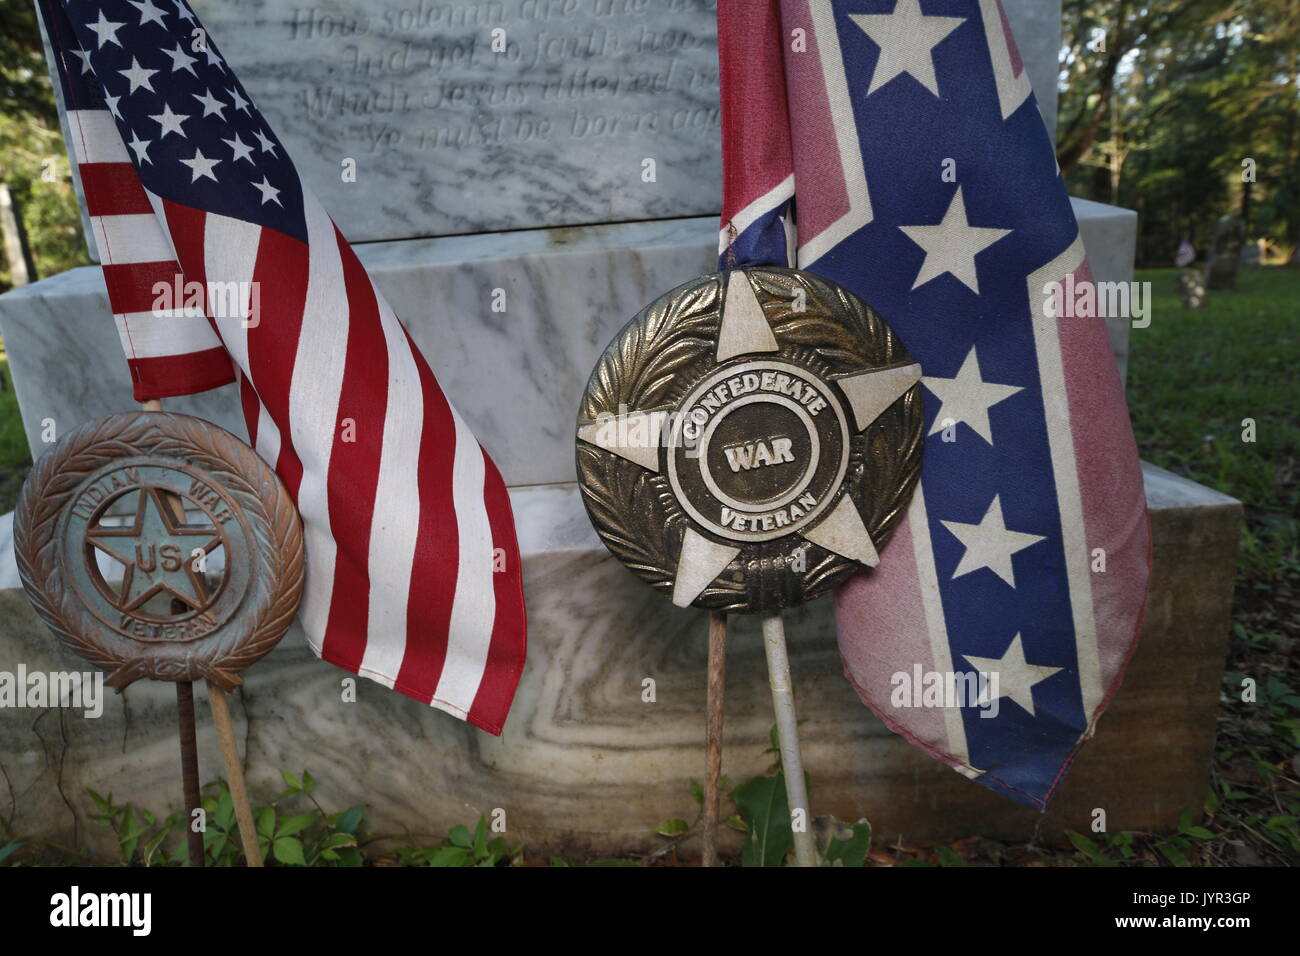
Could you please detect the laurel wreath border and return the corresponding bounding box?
[14,412,304,691]
[577,267,924,614]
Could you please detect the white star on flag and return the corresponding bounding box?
[164,43,198,75]
[88,10,125,48]
[223,133,255,164]
[72,47,94,74]
[226,86,251,114]
[922,346,1023,444]
[179,147,220,182]
[126,131,152,164]
[850,0,966,96]
[149,102,189,139]
[118,56,158,94]
[253,128,277,156]
[964,634,1063,717]
[192,88,227,119]
[128,0,168,28]
[252,175,281,206]
[940,494,1045,586]
[900,186,1011,293]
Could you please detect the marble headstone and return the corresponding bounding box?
[57,0,1063,251]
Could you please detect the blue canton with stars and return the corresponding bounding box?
[50,0,307,242]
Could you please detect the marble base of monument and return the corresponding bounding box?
[0,462,1238,860]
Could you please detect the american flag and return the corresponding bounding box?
[37,0,527,734]
[720,0,1150,807]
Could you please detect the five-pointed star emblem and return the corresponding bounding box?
[963,634,1062,717]
[180,148,221,182]
[118,57,159,95]
[86,489,222,613]
[922,346,1023,444]
[940,494,1045,587]
[850,0,966,96]
[149,102,189,139]
[577,272,920,607]
[127,130,152,164]
[88,10,126,49]
[72,47,95,75]
[128,0,168,28]
[252,128,278,156]
[252,175,281,206]
[226,86,251,115]
[192,87,227,119]
[164,43,198,76]
[223,133,255,165]
[900,186,1011,294]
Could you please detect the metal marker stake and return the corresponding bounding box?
[702,611,727,867]
[142,398,261,866]
[762,612,817,867]
[174,680,205,866]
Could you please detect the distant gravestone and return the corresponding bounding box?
[1206,214,1245,290]
[1179,268,1207,309]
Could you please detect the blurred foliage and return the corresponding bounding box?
[1060,0,1300,266]
[0,0,90,290]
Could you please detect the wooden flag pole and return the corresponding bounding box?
[761,612,818,867]
[206,681,264,866]
[140,397,262,866]
[702,610,727,867]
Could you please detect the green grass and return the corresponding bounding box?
[0,350,34,513]
[1129,265,1300,866]
[1129,267,1299,534]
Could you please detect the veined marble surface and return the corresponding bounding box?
[0,462,1239,858]
[0,199,1134,489]
[43,0,1062,250]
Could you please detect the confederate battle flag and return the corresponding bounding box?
[719,0,1150,808]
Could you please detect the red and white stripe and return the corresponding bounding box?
[66,122,527,734]
[65,108,234,400]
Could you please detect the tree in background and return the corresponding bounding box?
[0,0,89,290]
[1060,0,1300,267]
[3,1,1299,277]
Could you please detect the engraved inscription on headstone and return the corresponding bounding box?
[190,0,722,240]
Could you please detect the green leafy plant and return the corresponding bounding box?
[86,789,180,866]
[728,725,872,867]
[394,815,521,867]
[193,770,365,867]
[82,769,366,867]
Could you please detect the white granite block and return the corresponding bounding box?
[0,198,1136,487]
